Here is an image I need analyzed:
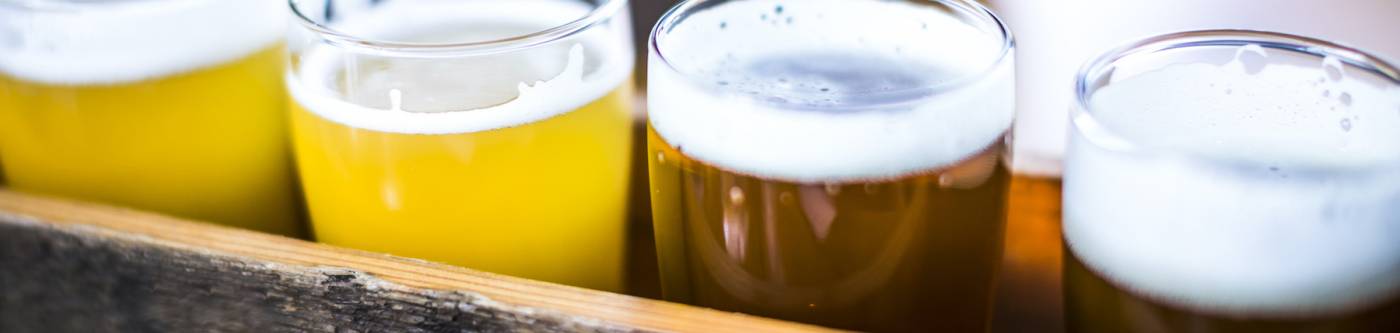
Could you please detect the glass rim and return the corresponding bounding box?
[648,0,1015,95]
[288,0,629,56]
[1072,29,1400,156]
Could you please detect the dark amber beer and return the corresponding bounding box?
[1064,31,1400,333]
[647,0,1015,331]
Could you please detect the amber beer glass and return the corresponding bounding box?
[1064,31,1400,332]
[647,0,1015,331]
[285,0,635,292]
[0,0,301,236]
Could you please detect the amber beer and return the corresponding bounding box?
[286,0,635,292]
[1064,31,1400,332]
[0,0,300,235]
[996,175,1066,333]
[647,0,1015,331]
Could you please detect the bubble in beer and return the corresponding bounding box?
[1323,56,1346,81]
[1070,45,1400,318]
[938,174,956,187]
[1234,44,1269,75]
[824,183,842,196]
[289,2,633,135]
[646,0,1014,183]
[646,1,1016,330]
[729,186,746,205]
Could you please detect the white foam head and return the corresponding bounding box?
[1065,47,1400,317]
[0,0,285,85]
[647,0,1014,183]
[286,0,633,135]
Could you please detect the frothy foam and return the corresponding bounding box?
[0,0,285,85]
[1065,53,1400,317]
[286,0,633,135]
[648,0,1013,183]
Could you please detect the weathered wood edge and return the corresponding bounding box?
[0,190,836,333]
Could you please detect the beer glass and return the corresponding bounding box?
[286,0,636,292]
[647,0,1015,331]
[1065,30,1400,332]
[0,0,301,236]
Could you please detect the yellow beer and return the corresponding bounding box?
[287,0,635,291]
[0,1,301,236]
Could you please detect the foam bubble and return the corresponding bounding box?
[0,0,285,85]
[648,0,1013,183]
[1065,56,1400,317]
[287,0,633,135]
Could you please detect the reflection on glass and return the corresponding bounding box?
[0,0,301,236]
[647,0,1015,330]
[286,0,636,292]
[1064,30,1400,332]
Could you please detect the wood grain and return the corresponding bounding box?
[0,190,833,333]
[0,175,1063,332]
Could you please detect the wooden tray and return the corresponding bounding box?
[0,176,1062,332]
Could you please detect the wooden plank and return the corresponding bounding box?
[0,190,834,333]
[0,175,1065,332]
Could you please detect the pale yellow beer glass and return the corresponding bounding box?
[286,0,635,292]
[0,0,301,236]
